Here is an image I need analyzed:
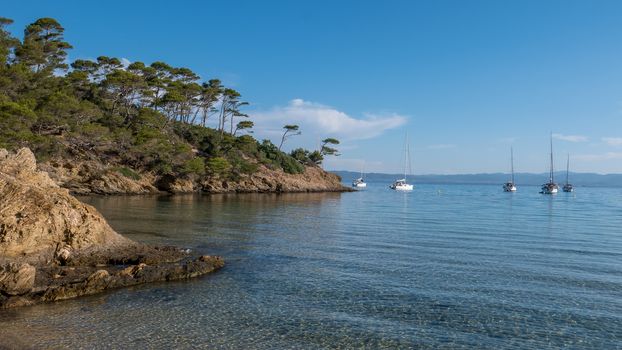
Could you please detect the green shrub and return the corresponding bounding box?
[207,157,231,176]
[239,160,259,174]
[258,140,305,174]
[308,150,323,165]
[227,152,259,176]
[182,156,206,176]
[114,166,141,180]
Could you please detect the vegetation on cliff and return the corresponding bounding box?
[0,17,340,187]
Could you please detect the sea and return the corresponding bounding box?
[0,180,621,349]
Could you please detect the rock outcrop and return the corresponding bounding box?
[39,159,159,195]
[0,148,224,308]
[0,148,131,262]
[201,164,347,194]
[0,263,36,295]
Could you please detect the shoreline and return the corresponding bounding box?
[0,148,225,309]
[70,186,356,196]
[41,158,352,196]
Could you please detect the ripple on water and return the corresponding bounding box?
[1,185,621,349]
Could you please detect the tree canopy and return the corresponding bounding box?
[0,17,330,178]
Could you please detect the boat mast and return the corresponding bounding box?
[510,147,515,183]
[566,154,570,185]
[549,132,554,183]
[403,132,408,180]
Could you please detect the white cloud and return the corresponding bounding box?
[322,158,384,171]
[552,133,588,142]
[426,144,456,150]
[575,152,622,162]
[602,137,622,146]
[120,57,131,68]
[251,99,407,141]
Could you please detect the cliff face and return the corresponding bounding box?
[0,148,224,308]
[40,158,349,195]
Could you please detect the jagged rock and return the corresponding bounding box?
[0,263,36,295]
[85,269,110,289]
[155,174,197,193]
[54,245,73,265]
[40,160,159,195]
[0,148,225,308]
[0,148,131,260]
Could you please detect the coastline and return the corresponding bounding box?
[0,148,225,309]
[1,148,350,309]
[41,159,353,195]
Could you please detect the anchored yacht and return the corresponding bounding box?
[540,134,559,194]
[503,147,517,192]
[390,133,414,191]
[562,154,574,192]
[352,177,367,188]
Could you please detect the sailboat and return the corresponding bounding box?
[390,133,414,191]
[503,147,517,192]
[352,164,367,188]
[540,133,559,194]
[562,154,574,192]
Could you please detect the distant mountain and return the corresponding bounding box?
[332,171,622,188]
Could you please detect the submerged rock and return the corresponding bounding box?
[0,148,224,308]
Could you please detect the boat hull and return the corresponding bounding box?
[540,183,559,194]
[352,182,367,188]
[503,183,517,192]
[390,184,414,191]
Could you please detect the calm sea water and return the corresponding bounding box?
[1,182,621,349]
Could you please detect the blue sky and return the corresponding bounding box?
[4,0,622,174]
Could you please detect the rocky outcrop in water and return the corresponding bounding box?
[0,148,224,308]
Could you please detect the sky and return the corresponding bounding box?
[4,0,622,174]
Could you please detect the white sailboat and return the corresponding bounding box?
[562,154,574,192]
[503,147,517,192]
[352,164,367,188]
[390,134,414,191]
[540,133,559,194]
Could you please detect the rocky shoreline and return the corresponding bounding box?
[1,251,224,308]
[41,157,352,195]
[0,148,224,308]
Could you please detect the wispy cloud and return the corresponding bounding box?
[426,144,456,150]
[602,137,622,147]
[251,99,407,141]
[575,152,622,162]
[552,133,588,142]
[498,137,518,143]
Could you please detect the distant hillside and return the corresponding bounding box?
[333,171,622,188]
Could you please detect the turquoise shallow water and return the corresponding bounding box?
[1,183,621,349]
